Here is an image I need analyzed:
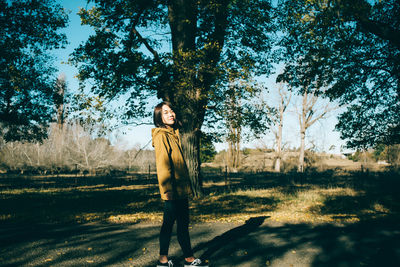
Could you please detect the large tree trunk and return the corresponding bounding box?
[168,0,203,197]
[167,0,228,197]
[181,129,203,198]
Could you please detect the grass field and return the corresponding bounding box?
[0,169,399,225]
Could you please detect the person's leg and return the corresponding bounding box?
[175,199,209,267]
[176,198,194,260]
[159,200,176,262]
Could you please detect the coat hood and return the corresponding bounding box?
[151,127,179,147]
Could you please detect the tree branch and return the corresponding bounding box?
[131,27,162,65]
[307,103,337,128]
[127,7,163,66]
[357,18,400,50]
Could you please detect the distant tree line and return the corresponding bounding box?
[0,123,155,174]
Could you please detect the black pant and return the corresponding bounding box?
[159,198,193,258]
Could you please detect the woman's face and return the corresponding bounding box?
[161,104,176,127]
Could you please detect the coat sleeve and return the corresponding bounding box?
[153,133,174,194]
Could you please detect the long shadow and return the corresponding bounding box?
[186,216,400,267]
[193,216,268,260]
[140,216,269,267]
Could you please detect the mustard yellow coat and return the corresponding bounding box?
[152,127,192,200]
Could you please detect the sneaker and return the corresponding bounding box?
[184,258,209,267]
[157,259,174,267]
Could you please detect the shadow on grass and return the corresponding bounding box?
[191,195,278,219]
[1,170,400,224]
[307,171,400,221]
[0,174,162,224]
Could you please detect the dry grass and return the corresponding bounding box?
[228,187,362,224]
[0,170,399,225]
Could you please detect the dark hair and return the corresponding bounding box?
[153,101,180,128]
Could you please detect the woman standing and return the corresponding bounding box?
[152,102,209,267]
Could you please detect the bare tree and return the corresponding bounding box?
[67,124,118,172]
[227,126,241,171]
[271,82,292,172]
[125,147,139,172]
[0,123,128,173]
[123,140,154,172]
[225,90,242,171]
[1,141,22,170]
[221,76,270,172]
[297,87,336,172]
[47,124,67,168]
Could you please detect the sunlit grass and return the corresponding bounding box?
[193,186,364,224]
[106,185,395,225]
[0,172,398,225]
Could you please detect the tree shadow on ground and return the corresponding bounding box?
[190,216,399,267]
[0,217,399,267]
[194,216,268,259]
[0,221,160,266]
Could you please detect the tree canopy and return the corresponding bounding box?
[277,0,400,149]
[71,0,275,196]
[0,0,68,142]
[71,0,275,122]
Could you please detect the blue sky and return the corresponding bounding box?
[53,0,158,150]
[53,0,347,153]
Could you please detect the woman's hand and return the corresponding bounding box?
[164,191,173,200]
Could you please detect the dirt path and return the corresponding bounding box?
[0,217,399,266]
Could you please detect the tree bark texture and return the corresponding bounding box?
[180,129,203,198]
